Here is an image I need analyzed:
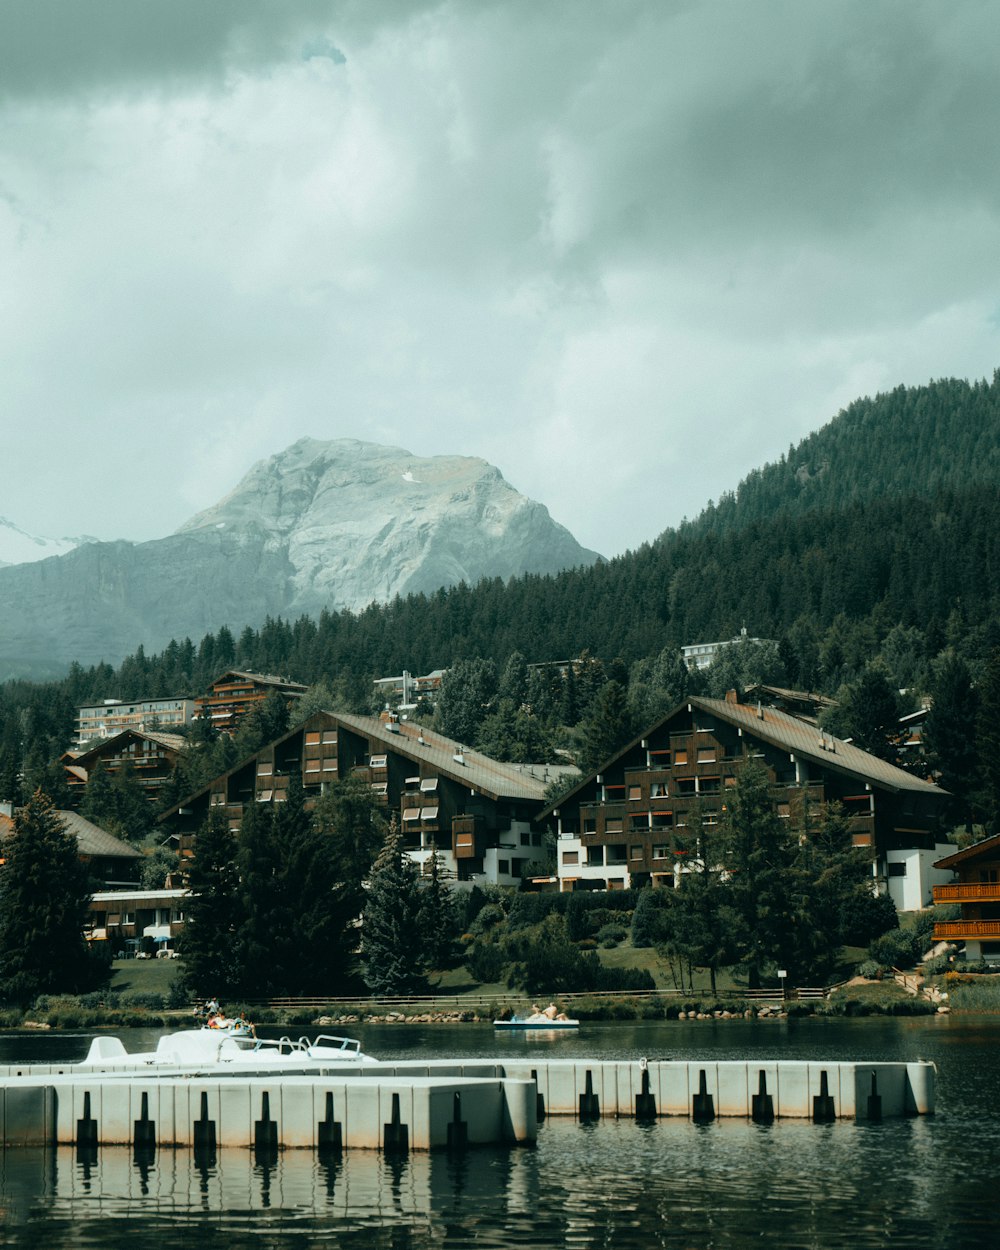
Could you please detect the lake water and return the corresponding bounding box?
[1,1016,997,1249]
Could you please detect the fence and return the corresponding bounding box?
[203,985,831,1014]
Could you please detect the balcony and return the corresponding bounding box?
[933,920,1000,940]
[934,882,1000,904]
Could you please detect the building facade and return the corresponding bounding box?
[540,692,953,910]
[75,697,195,747]
[87,888,189,954]
[65,730,186,806]
[161,711,568,888]
[194,670,309,734]
[932,834,1000,960]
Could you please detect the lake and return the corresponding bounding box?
[0,1016,997,1249]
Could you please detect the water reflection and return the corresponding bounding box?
[1,1018,999,1249]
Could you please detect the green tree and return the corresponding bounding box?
[361,817,427,996]
[923,653,979,828]
[0,790,96,1005]
[419,844,460,972]
[577,680,635,773]
[179,807,243,997]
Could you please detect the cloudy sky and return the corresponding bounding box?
[3,0,999,558]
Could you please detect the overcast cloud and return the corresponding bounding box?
[2,0,999,557]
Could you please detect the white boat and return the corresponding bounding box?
[79,1028,376,1070]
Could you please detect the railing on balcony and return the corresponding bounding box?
[934,882,1000,903]
[933,920,1000,939]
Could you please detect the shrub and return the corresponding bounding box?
[121,992,166,1010]
[468,903,506,937]
[867,926,921,970]
[596,924,628,946]
[857,960,882,980]
[466,940,507,985]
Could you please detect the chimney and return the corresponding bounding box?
[725,689,740,704]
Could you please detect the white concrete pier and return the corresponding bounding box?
[0,1055,933,1152]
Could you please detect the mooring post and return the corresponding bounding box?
[813,1071,835,1123]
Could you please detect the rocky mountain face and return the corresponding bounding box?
[0,439,599,679]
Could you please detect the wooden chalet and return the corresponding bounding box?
[194,669,309,734]
[539,690,953,909]
[160,710,571,887]
[0,806,142,888]
[932,834,1000,960]
[64,729,186,805]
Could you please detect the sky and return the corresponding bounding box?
[3,0,1000,559]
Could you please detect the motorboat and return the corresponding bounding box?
[79,1027,376,1070]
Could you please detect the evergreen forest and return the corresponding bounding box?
[4,372,1000,790]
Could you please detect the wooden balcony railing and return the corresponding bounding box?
[934,882,1000,903]
[933,920,1000,939]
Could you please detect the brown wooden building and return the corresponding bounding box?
[932,834,1000,960]
[160,711,568,887]
[194,669,309,734]
[64,729,186,806]
[540,691,952,909]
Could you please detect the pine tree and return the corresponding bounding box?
[419,843,459,972]
[0,790,96,1005]
[361,817,427,996]
[179,807,243,996]
[923,653,980,828]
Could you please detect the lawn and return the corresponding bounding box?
[110,957,183,999]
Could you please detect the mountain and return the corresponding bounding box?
[0,439,599,679]
[0,518,92,568]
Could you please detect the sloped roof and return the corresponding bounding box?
[694,696,943,796]
[205,669,309,693]
[333,713,565,802]
[541,693,944,819]
[0,809,141,860]
[933,832,1000,871]
[56,811,143,859]
[73,728,187,766]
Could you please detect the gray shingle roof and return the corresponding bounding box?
[693,696,944,795]
[333,713,565,802]
[55,811,143,859]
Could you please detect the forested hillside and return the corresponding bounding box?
[4,372,1000,767]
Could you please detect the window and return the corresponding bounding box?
[699,776,721,794]
[651,782,667,798]
[651,812,673,830]
[369,754,387,769]
[586,847,604,866]
[887,862,907,878]
[420,805,439,821]
[562,850,579,865]
[697,747,716,763]
[371,782,388,796]
[675,778,696,796]
[520,832,531,845]
[305,758,320,772]
[321,731,337,744]
[498,860,510,875]
[305,732,321,746]
[652,845,669,860]
[673,750,688,766]
[629,845,644,859]
[583,818,597,834]
[402,807,420,822]
[419,777,439,792]
[605,818,623,834]
[257,762,273,776]
[776,802,790,819]
[628,786,642,801]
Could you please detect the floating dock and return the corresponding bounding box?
[0,1056,934,1152]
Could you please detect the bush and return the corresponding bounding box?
[466,940,507,985]
[857,959,883,979]
[867,926,922,970]
[468,904,506,937]
[121,992,166,1010]
[838,889,898,945]
[596,924,628,946]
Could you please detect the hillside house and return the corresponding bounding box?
[160,711,572,888]
[932,834,1000,961]
[64,729,186,806]
[0,803,142,888]
[194,669,309,734]
[540,691,953,910]
[75,696,195,747]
